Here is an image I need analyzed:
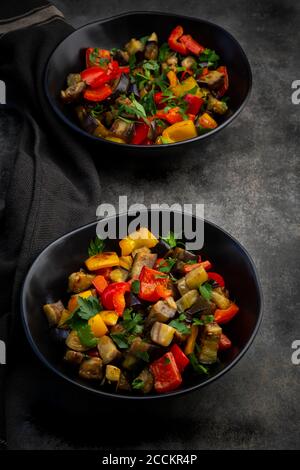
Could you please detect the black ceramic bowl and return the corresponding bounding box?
[21,211,262,400]
[45,11,252,151]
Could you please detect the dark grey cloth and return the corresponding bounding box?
[0,1,102,446]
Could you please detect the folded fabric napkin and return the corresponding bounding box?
[0,0,102,448]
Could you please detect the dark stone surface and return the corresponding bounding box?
[1,0,300,450]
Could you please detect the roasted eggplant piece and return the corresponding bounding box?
[61,81,86,103]
[125,38,145,56]
[106,364,121,383]
[198,322,222,364]
[112,49,129,64]
[43,300,64,326]
[181,56,197,69]
[64,349,84,365]
[68,271,95,293]
[117,372,131,391]
[207,95,228,115]
[150,322,176,347]
[147,297,177,325]
[130,251,157,278]
[185,296,212,316]
[172,247,198,262]
[133,368,154,393]
[79,357,103,380]
[144,32,158,60]
[66,330,90,352]
[152,239,171,257]
[110,118,134,142]
[185,266,208,289]
[67,73,82,87]
[198,70,224,89]
[112,73,130,96]
[75,106,101,134]
[176,289,199,312]
[128,82,140,98]
[97,335,121,364]
[211,290,231,309]
[176,277,190,296]
[125,292,143,310]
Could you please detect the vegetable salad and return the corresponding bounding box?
[43,228,239,395]
[61,26,230,145]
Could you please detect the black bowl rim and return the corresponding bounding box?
[21,212,263,400]
[44,10,252,149]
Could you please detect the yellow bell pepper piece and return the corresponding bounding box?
[85,252,119,271]
[88,313,108,337]
[105,136,126,143]
[119,227,158,256]
[162,120,197,143]
[100,310,119,326]
[172,76,199,97]
[184,325,199,355]
[167,70,178,88]
[67,289,94,312]
[119,255,133,270]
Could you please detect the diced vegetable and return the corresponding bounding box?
[176,289,199,312]
[211,291,231,310]
[162,120,197,143]
[85,252,120,271]
[147,297,177,324]
[172,76,199,97]
[133,368,154,393]
[68,271,95,293]
[184,325,199,355]
[170,344,189,372]
[64,350,84,365]
[150,322,176,346]
[66,330,90,352]
[130,252,157,278]
[109,268,128,282]
[177,277,190,296]
[198,322,222,364]
[100,310,119,326]
[214,303,239,324]
[79,357,103,380]
[119,227,158,256]
[43,301,64,326]
[119,256,133,270]
[67,289,94,312]
[185,265,208,289]
[150,352,182,393]
[92,275,108,294]
[139,266,172,302]
[101,282,130,316]
[106,364,121,382]
[88,313,108,337]
[218,333,232,350]
[97,335,121,364]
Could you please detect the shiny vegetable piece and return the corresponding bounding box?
[172,76,199,97]
[150,352,182,393]
[197,112,218,130]
[43,300,64,326]
[119,227,158,256]
[117,372,131,391]
[219,333,232,350]
[214,303,239,324]
[198,321,222,364]
[139,266,172,302]
[162,120,197,143]
[148,297,177,324]
[184,325,199,355]
[211,291,231,310]
[176,289,199,312]
[68,271,95,293]
[101,282,130,316]
[100,310,118,326]
[119,256,133,270]
[105,136,126,144]
[176,277,190,296]
[61,81,85,103]
[150,321,176,347]
[207,95,228,115]
[130,252,157,279]
[168,25,187,55]
[85,252,119,271]
[58,309,72,328]
[134,368,154,393]
[88,313,108,337]
[97,335,121,364]
[79,357,103,380]
[179,34,205,55]
[66,330,90,352]
[185,265,208,289]
[170,344,190,372]
[106,365,121,382]
[64,350,84,365]
[216,66,229,98]
[92,275,108,295]
[198,70,224,89]
[109,268,128,283]
[67,289,94,312]
[83,84,112,102]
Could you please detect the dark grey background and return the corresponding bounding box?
[1,0,300,450]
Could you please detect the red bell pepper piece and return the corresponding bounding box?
[150,352,182,393]
[207,272,225,287]
[168,25,187,55]
[86,48,111,68]
[156,107,183,125]
[142,138,153,145]
[216,66,229,98]
[81,67,106,87]
[101,282,130,316]
[183,260,212,273]
[218,333,232,351]
[179,34,205,56]
[170,344,189,373]
[131,120,150,145]
[83,84,112,102]
[214,303,239,324]
[184,94,204,115]
[92,275,108,295]
[138,266,172,302]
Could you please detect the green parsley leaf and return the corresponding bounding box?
[199,282,213,301]
[189,353,209,375]
[161,232,179,248]
[198,48,220,68]
[129,54,136,68]
[164,356,171,365]
[131,280,140,295]
[90,103,105,118]
[185,259,198,265]
[140,35,149,46]
[157,257,176,273]
[88,237,105,256]
[77,323,98,348]
[121,309,144,335]
[192,314,214,326]
[158,43,171,62]
[169,319,190,335]
[132,378,145,390]
[135,350,150,363]
[77,296,102,320]
[141,88,157,116]
[110,333,129,349]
